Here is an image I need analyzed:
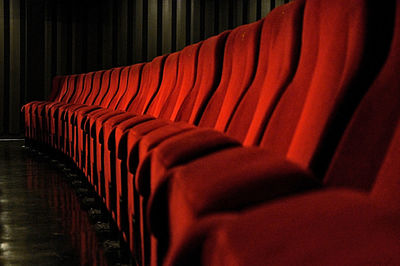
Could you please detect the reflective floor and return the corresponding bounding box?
[0,140,109,266]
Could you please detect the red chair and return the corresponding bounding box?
[22,75,65,142]
[147,0,397,263]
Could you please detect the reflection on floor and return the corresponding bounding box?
[0,140,126,265]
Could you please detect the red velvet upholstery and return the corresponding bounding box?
[135,17,264,213]
[116,34,229,259]
[134,20,267,231]
[125,29,269,262]
[229,1,303,144]
[371,123,400,211]
[157,43,201,121]
[106,46,198,258]
[129,30,230,225]
[47,75,66,101]
[85,64,144,187]
[148,148,318,239]
[22,75,65,141]
[101,55,167,162]
[21,0,400,265]
[64,72,96,161]
[198,21,262,130]
[259,0,393,168]
[98,54,167,212]
[163,0,400,264]
[73,65,130,156]
[73,68,114,170]
[176,31,229,124]
[145,0,399,263]
[45,75,79,146]
[322,0,400,195]
[54,73,87,152]
[28,75,70,142]
[166,189,400,266]
[83,67,126,183]
[72,70,105,169]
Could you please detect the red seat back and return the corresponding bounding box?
[48,76,65,101]
[145,52,181,117]
[259,0,394,174]
[100,67,125,108]
[324,0,400,193]
[92,69,113,106]
[84,70,105,105]
[159,42,202,121]
[226,1,304,144]
[108,66,132,110]
[77,72,95,105]
[51,76,69,102]
[176,31,230,124]
[115,64,145,111]
[198,20,263,130]
[127,55,167,115]
[67,74,86,104]
[59,75,79,103]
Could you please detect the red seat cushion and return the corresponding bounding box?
[166,189,400,266]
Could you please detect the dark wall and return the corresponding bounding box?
[0,0,290,137]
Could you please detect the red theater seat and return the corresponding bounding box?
[166,39,400,260]
[45,75,80,147]
[73,69,113,174]
[30,75,72,143]
[60,65,133,160]
[21,0,400,265]
[63,71,96,162]
[106,45,200,260]
[119,32,229,261]
[162,0,400,263]
[145,0,398,263]
[79,64,144,185]
[71,70,105,169]
[134,19,265,217]
[22,75,65,142]
[98,55,168,207]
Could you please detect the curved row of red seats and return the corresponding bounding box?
[22,0,400,265]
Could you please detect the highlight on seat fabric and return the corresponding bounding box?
[86,64,144,197]
[21,0,400,265]
[157,0,400,264]
[107,42,203,264]
[145,0,399,263]
[112,33,230,263]
[127,19,266,265]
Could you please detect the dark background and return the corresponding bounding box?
[0,0,291,137]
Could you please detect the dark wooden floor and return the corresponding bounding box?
[0,140,114,265]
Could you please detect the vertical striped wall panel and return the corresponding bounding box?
[0,0,291,137]
[101,0,113,69]
[43,0,53,99]
[189,0,201,44]
[132,0,144,63]
[162,0,172,54]
[147,0,158,60]
[0,0,5,135]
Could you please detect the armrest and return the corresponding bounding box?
[148,147,320,238]
[173,147,320,215]
[137,128,241,196]
[152,128,241,169]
